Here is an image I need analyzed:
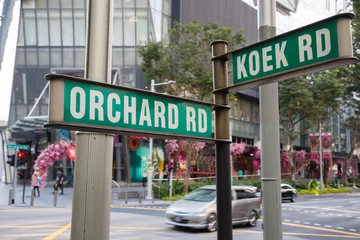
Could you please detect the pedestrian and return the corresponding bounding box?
[33,173,41,197]
[53,170,64,195]
[244,169,248,179]
[142,170,148,187]
[163,164,168,184]
[238,169,243,179]
[257,168,261,180]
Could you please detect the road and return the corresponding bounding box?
[0,194,360,239]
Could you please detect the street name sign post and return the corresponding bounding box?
[45,74,216,142]
[213,13,358,93]
[7,144,29,150]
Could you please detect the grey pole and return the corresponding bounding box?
[258,1,283,240]
[319,122,324,190]
[211,40,232,240]
[70,0,114,239]
[11,149,18,204]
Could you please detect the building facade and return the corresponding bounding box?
[0,0,356,183]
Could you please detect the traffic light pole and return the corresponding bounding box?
[11,148,18,204]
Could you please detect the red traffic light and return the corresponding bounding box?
[17,151,25,158]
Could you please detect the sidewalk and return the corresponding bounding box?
[0,182,172,208]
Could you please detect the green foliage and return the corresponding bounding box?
[297,188,353,195]
[188,182,209,192]
[233,179,261,189]
[138,21,246,101]
[309,180,318,190]
[162,194,185,201]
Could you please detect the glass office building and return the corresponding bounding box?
[9,0,171,125]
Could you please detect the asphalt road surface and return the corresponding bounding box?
[0,194,360,240]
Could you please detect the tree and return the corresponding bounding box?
[139,22,246,191]
[337,0,360,185]
[138,21,246,101]
[307,69,345,186]
[279,77,314,179]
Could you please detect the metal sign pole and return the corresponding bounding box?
[70,0,114,239]
[211,40,232,240]
[11,148,18,204]
[259,1,283,240]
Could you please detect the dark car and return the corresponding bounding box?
[281,184,297,202]
[255,183,297,203]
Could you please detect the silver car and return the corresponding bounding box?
[166,185,262,232]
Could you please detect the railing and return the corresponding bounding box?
[152,181,161,200]
[112,180,120,201]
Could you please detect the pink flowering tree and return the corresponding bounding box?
[164,140,206,193]
[230,142,246,178]
[31,140,75,188]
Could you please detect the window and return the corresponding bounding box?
[36,10,49,46]
[163,0,171,15]
[136,10,148,45]
[48,0,60,8]
[61,10,74,46]
[124,47,136,66]
[123,10,136,46]
[136,0,148,8]
[15,49,26,66]
[113,48,124,67]
[26,48,38,66]
[74,48,85,68]
[51,48,62,67]
[113,10,123,46]
[235,189,256,199]
[24,10,37,45]
[38,48,50,66]
[49,10,61,46]
[73,0,85,9]
[17,14,25,46]
[114,0,123,8]
[74,10,86,46]
[60,0,72,8]
[35,0,47,8]
[124,0,134,8]
[63,48,74,67]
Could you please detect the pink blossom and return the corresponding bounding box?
[164,140,178,155]
[230,142,246,155]
[281,152,290,162]
[294,150,306,162]
[192,142,206,152]
[254,149,261,160]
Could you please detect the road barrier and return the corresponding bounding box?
[8,189,12,206]
[54,191,57,207]
[30,190,35,207]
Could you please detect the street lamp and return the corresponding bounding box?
[146,79,176,200]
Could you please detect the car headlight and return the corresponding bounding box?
[193,209,206,215]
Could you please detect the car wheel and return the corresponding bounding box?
[291,193,297,203]
[207,213,217,232]
[247,210,257,227]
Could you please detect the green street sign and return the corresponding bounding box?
[213,13,357,92]
[6,144,29,150]
[46,75,215,141]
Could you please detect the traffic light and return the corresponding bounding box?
[6,152,26,167]
[7,155,15,166]
[17,151,25,164]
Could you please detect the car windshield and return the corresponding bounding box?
[183,189,216,202]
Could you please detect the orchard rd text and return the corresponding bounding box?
[46,76,213,140]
